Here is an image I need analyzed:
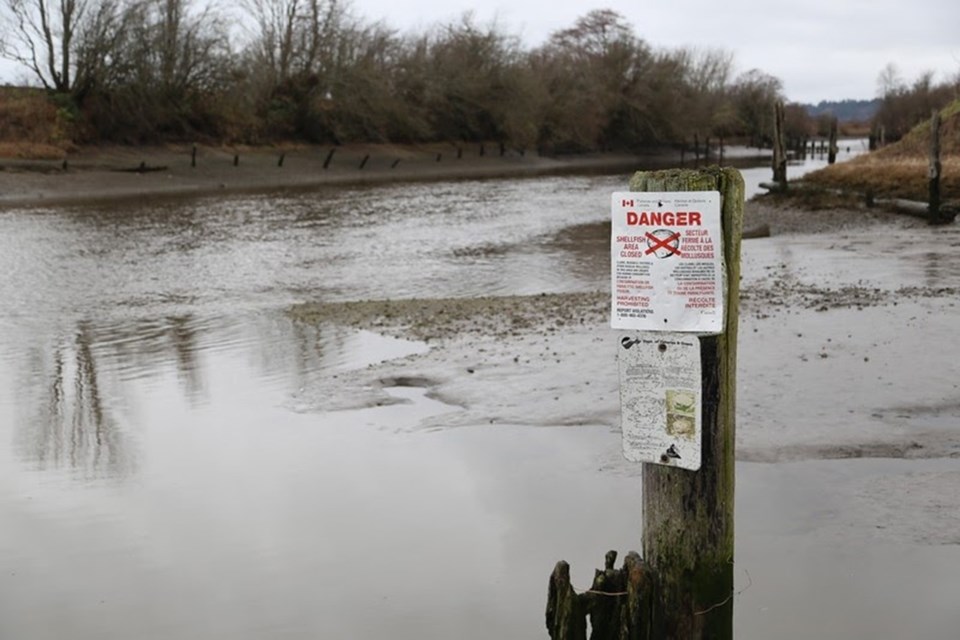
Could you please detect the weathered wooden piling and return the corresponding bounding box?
[278,153,285,167]
[436,152,442,162]
[358,154,370,169]
[391,159,401,169]
[828,117,838,164]
[323,148,336,169]
[629,167,742,639]
[929,109,943,224]
[191,145,197,168]
[772,100,787,187]
[233,154,239,167]
[547,167,743,640]
[546,551,656,640]
[457,146,463,160]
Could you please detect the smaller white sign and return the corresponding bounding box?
[618,334,701,471]
[611,191,723,333]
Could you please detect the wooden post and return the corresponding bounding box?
[929,109,942,224]
[278,153,285,167]
[828,117,838,164]
[772,100,787,187]
[358,154,370,170]
[436,152,442,162]
[191,145,197,168]
[628,167,743,640]
[233,154,239,167]
[391,159,401,169]
[323,148,336,169]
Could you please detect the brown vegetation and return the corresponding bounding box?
[0,87,73,157]
[0,3,806,155]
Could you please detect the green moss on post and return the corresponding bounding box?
[628,167,743,640]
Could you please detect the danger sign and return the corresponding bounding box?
[611,191,723,333]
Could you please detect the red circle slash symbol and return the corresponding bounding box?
[644,230,682,258]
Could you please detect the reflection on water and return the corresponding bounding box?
[17,322,132,478]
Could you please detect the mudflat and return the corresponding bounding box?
[0,143,666,208]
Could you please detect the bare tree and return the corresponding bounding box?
[732,68,784,147]
[0,0,92,92]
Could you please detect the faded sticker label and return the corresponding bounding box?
[618,333,702,470]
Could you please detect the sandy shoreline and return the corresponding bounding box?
[0,143,682,208]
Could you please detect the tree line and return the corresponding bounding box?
[1,1,804,148]
[873,63,960,143]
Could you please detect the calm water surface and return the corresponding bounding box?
[2,148,882,639]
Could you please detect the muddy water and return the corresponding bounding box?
[0,171,645,640]
[8,143,952,640]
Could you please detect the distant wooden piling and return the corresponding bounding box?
[828,117,838,164]
[359,154,370,170]
[929,109,943,224]
[391,159,401,169]
[772,100,787,187]
[457,147,463,160]
[322,149,336,169]
[479,144,485,157]
[694,133,700,164]
[191,145,197,168]
[436,152,442,162]
[278,153,285,167]
[233,154,239,167]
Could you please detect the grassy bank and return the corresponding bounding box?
[800,98,960,202]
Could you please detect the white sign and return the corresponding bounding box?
[618,334,702,470]
[610,191,723,333]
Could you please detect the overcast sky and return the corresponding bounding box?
[1,0,957,103]
[351,0,960,103]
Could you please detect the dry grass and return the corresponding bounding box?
[0,87,73,158]
[804,155,960,200]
